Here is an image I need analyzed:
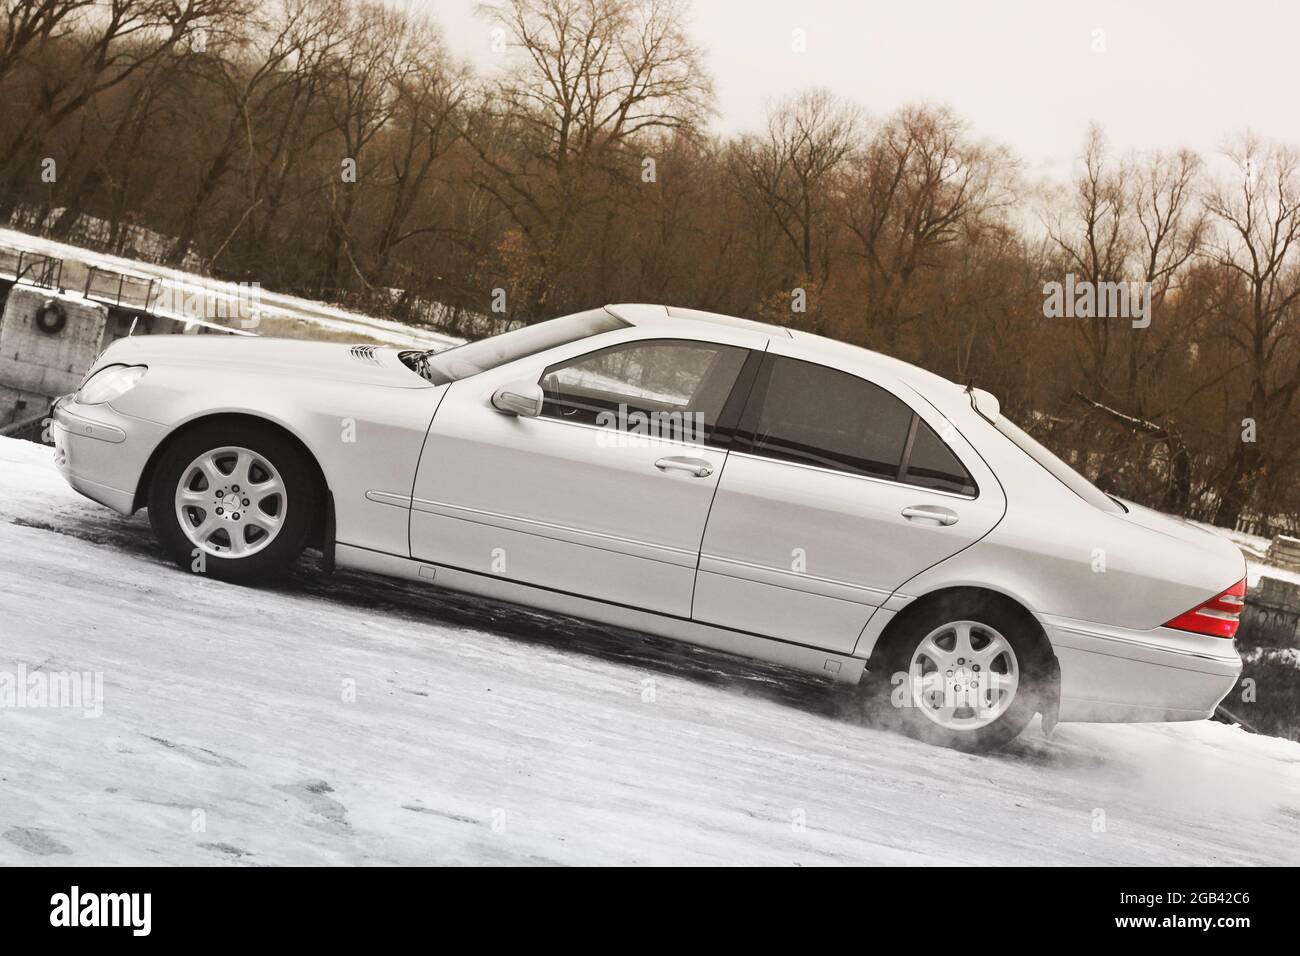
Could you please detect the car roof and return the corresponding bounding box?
[603,303,960,400]
[607,303,790,338]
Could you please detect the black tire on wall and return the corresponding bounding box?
[35,299,67,334]
[147,420,316,584]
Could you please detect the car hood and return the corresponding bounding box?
[99,334,430,389]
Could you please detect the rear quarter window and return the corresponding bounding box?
[903,419,977,495]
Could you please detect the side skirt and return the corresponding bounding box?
[335,543,867,684]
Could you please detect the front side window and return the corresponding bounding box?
[540,339,749,446]
[738,355,976,494]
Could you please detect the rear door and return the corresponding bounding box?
[692,351,1006,653]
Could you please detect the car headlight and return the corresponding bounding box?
[76,364,148,405]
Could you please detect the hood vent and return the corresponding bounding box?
[349,345,380,365]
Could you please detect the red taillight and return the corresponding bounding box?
[1164,578,1247,638]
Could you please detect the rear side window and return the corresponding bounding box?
[737,355,976,495]
[738,356,912,479]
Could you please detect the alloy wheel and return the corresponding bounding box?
[907,620,1019,731]
[173,446,287,558]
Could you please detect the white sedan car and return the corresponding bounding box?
[51,303,1245,750]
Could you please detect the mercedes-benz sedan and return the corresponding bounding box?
[50,304,1246,750]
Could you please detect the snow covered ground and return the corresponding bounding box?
[1,435,1298,866]
[0,227,463,350]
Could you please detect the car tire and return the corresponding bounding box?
[148,421,316,584]
[864,593,1049,752]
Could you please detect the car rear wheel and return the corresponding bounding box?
[148,421,315,583]
[866,594,1047,752]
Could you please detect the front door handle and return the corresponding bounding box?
[901,505,959,526]
[655,456,714,478]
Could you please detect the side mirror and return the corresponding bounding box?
[491,380,544,417]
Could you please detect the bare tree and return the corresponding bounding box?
[238,0,349,273]
[0,0,243,218]
[366,33,468,285]
[1043,126,1132,391]
[468,0,712,315]
[841,105,1011,347]
[166,0,344,264]
[1204,135,1300,525]
[316,0,418,289]
[47,47,183,241]
[0,0,96,85]
[731,88,859,288]
[1126,147,1207,406]
[1045,129,1206,407]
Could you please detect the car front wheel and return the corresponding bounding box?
[148,421,315,583]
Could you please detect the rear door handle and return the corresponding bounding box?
[655,456,714,478]
[901,505,959,526]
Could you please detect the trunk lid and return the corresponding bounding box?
[1117,498,1247,587]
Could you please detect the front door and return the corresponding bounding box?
[410,335,752,617]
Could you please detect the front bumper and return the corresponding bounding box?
[51,396,167,515]
[1047,616,1243,722]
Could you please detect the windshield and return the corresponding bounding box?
[412,309,628,384]
[993,415,1123,514]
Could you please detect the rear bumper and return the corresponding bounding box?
[51,396,165,515]
[1046,616,1242,723]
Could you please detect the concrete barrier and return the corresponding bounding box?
[1240,576,1300,649]
[0,285,107,395]
[0,285,108,426]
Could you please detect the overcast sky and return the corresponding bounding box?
[409,0,1297,183]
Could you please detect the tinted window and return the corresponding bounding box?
[739,356,912,479]
[540,339,749,446]
[417,309,628,384]
[738,355,977,494]
[904,419,976,495]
